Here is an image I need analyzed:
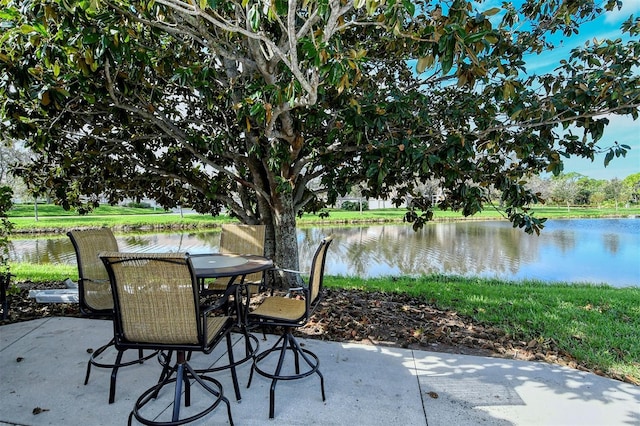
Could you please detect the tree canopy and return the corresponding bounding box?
[1,0,639,272]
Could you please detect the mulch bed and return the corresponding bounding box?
[2,281,634,385]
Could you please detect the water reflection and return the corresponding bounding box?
[8,218,640,288]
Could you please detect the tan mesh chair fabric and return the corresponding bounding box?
[250,296,306,321]
[207,224,266,292]
[205,315,230,345]
[68,228,119,312]
[101,252,201,345]
[309,236,333,304]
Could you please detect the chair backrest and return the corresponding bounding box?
[219,224,266,284]
[100,252,202,347]
[220,223,266,256]
[67,228,119,314]
[307,236,334,306]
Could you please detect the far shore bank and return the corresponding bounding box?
[7,204,640,235]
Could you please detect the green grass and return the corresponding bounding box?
[10,262,77,282]
[325,275,640,383]
[9,203,640,232]
[8,204,170,216]
[8,211,232,231]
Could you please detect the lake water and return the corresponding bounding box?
[8,218,640,288]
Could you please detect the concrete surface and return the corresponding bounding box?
[1,317,638,425]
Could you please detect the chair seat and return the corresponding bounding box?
[250,296,306,321]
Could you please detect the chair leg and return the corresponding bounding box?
[268,333,290,419]
[172,362,185,422]
[184,362,234,426]
[130,350,234,426]
[226,333,242,402]
[196,331,252,402]
[289,334,301,374]
[85,338,114,385]
[289,333,326,403]
[250,328,325,419]
[247,332,286,389]
[85,337,158,403]
[154,351,175,399]
[108,349,125,404]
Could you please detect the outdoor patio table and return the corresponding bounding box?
[190,252,273,323]
[190,252,273,288]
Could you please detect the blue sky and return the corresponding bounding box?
[524,0,640,180]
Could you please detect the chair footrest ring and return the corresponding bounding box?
[131,365,232,426]
[252,346,320,381]
[89,342,158,369]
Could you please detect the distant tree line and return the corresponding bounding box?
[525,172,640,210]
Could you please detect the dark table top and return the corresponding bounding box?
[189,253,273,279]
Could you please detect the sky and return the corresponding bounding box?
[523,0,640,180]
[414,1,640,181]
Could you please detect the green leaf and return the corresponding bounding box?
[483,7,501,16]
[604,150,614,167]
[402,0,415,16]
[465,31,487,44]
[248,4,260,31]
[441,52,453,75]
[19,24,35,34]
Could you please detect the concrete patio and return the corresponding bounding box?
[1,317,638,425]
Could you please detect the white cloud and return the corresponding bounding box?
[604,0,640,24]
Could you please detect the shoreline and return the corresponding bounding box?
[8,212,640,235]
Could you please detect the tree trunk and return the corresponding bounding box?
[271,191,301,288]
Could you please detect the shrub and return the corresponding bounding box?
[341,200,368,211]
[126,201,152,209]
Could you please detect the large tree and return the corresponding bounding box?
[1,0,639,275]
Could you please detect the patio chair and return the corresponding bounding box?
[201,223,267,296]
[247,236,333,418]
[67,228,156,404]
[100,252,238,426]
[200,224,267,376]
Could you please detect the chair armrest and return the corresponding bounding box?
[279,268,301,274]
[269,268,310,286]
[264,268,311,297]
[202,284,238,312]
